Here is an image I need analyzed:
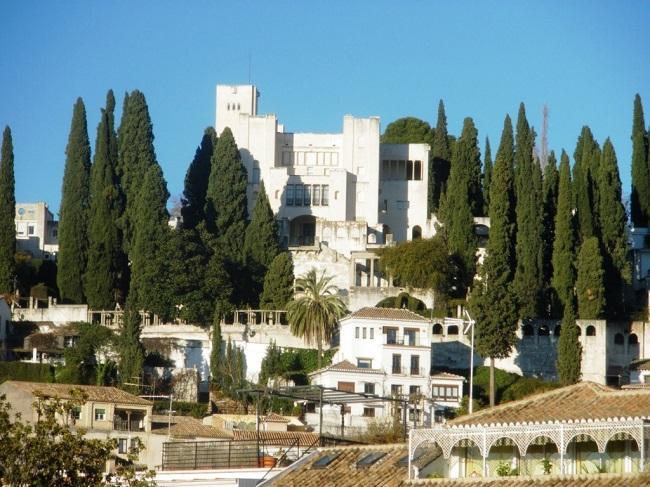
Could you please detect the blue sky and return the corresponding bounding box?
[1,1,648,213]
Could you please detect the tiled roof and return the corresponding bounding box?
[431,372,465,380]
[4,380,152,406]
[346,307,429,322]
[232,430,319,447]
[404,473,650,486]
[309,360,384,376]
[629,358,650,371]
[151,415,232,439]
[264,412,290,423]
[264,443,410,486]
[449,381,650,427]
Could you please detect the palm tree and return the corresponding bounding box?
[287,268,347,368]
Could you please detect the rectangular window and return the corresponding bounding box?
[362,327,366,339]
[398,160,406,179]
[364,382,375,394]
[409,385,420,396]
[71,407,81,421]
[355,327,359,339]
[313,185,321,206]
[369,328,374,339]
[286,185,295,206]
[404,329,417,346]
[363,407,375,417]
[357,358,372,369]
[304,185,312,206]
[28,225,35,236]
[391,384,402,396]
[407,160,414,180]
[385,327,398,345]
[432,385,459,401]
[337,381,355,393]
[118,438,128,454]
[414,160,422,180]
[295,185,304,206]
[392,354,401,374]
[94,408,106,421]
[410,355,420,375]
[321,185,329,206]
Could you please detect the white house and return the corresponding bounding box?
[15,202,59,260]
[309,307,464,431]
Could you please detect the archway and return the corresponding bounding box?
[409,440,446,479]
[522,436,559,476]
[487,437,520,477]
[412,225,422,240]
[289,215,316,246]
[432,323,443,335]
[605,432,640,473]
[450,438,483,478]
[566,434,600,474]
[586,326,596,337]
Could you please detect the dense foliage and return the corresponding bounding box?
[0,127,16,294]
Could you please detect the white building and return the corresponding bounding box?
[215,84,434,309]
[309,307,463,431]
[15,202,59,260]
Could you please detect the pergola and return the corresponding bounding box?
[239,385,409,442]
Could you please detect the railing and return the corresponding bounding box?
[384,334,427,347]
[256,438,299,485]
[162,439,265,471]
[113,417,144,432]
[390,366,427,377]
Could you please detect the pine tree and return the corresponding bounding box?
[631,94,650,227]
[182,127,217,229]
[205,128,248,260]
[513,103,544,318]
[572,127,600,241]
[551,151,576,315]
[430,100,452,215]
[84,91,124,309]
[597,139,630,317]
[57,98,91,303]
[260,252,295,310]
[556,300,582,385]
[470,114,518,407]
[210,319,223,387]
[541,151,559,315]
[482,137,493,216]
[442,118,480,292]
[243,182,280,304]
[117,90,158,253]
[575,237,606,319]
[118,307,144,391]
[127,163,171,318]
[0,127,16,294]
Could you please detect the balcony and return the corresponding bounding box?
[383,334,427,347]
[390,366,428,377]
[113,412,145,432]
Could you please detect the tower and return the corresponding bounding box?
[215,85,259,138]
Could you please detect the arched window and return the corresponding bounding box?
[554,325,561,337]
[523,324,534,336]
[447,325,459,336]
[412,226,422,240]
[538,325,550,336]
[432,323,443,335]
[629,334,639,345]
[586,325,596,336]
[614,333,624,345]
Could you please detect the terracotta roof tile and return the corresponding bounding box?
[232,430,319,447]
[264,412,290,423]
[346,307,429,322]
[310,360,383,376]
[4,380,152,406]
[431,372,465,380]
[450,381,650,426]
[151,415,232,439]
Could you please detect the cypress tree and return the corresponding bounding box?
[127,163,171,318]
[442,118,480,292]
[0,127,16,294]
[84,92,124,309]
[575,237,605,319]
[243,181,280,303]
[556,300,582,385]
[541,151,559,315]
[430,100,452,215]
[551,151,576,314]
[117,90,158,253]
[118,307,144,391]
[57,98,91,303]
[482,137,493,216]
[260,252,295,310]
[182,127,217,229]
[206,243,234,323]
[513,103,544,318]
[572,127,600,241]
[631,94,650,227]
[205,127,248,261]
[210,319,223,387]
[470,114,518,407]
[597,139,630,317]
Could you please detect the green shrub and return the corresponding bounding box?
[153,400,208,419]
[500,376,560,402]
[0,361,54,383]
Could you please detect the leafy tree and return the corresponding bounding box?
[118,307,144,391]
[127,163,171,318]
[572,126,600,241]
[597,138,630,316]
[541,151,559,315]
[556,300,582,385]
[469,114,518,407]
[57,98,91,303]
[630,94,649,227]
[205,127,248,261]
[380,117,432,144]
[575,237,606,319]
[58,323,115,385]
[513,103,544,318]
[182,127,217,229]
[85,91,125,309]
[482,137,493,216]
[287,269,346,368]
[551,151,576,315]
[243,182,280,304]
[260,252,295,310]
[430,101,452,214]
[0,126,16,294]
[117,90,158,253]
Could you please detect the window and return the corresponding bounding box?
[414,160,422,180]
[355,327,359,339]
[252,166,260,184]
[362,327,366,339]
[407,160,414,180]
[313,185,321,206]
[385,327,398,344]
[392,354,401,374]
[447,325,459,335]
[304,185,312,206]
[94,408,106,421]
[286,185,295,206]
[586,325,596,336]
[357,452,386,468]
[396,200,409,210]
[295,185,304,206]
[432,385,459,401]
[71,407,81,421]
[630,334,639,345]
[409,385,420,397]
[404,329,417,346]
[432,323,443,335]
[118,438,128,454]
[364,382,375,394]
[322,185,329,206]
[363,407,375,417]
[410,355,420,375]
[370,328,374,339]
[312,453,340,469]
[337,381,355,392]
[28,225,35,236]
[357,358,372,369]
[391,384,402,396]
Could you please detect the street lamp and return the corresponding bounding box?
[462,309,476,414]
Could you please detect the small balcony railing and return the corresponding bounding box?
[384,334,426,347]
[113,417,145,432]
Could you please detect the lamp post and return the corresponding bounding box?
[462,309,476,414]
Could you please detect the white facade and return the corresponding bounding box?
[15,202,59,259]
